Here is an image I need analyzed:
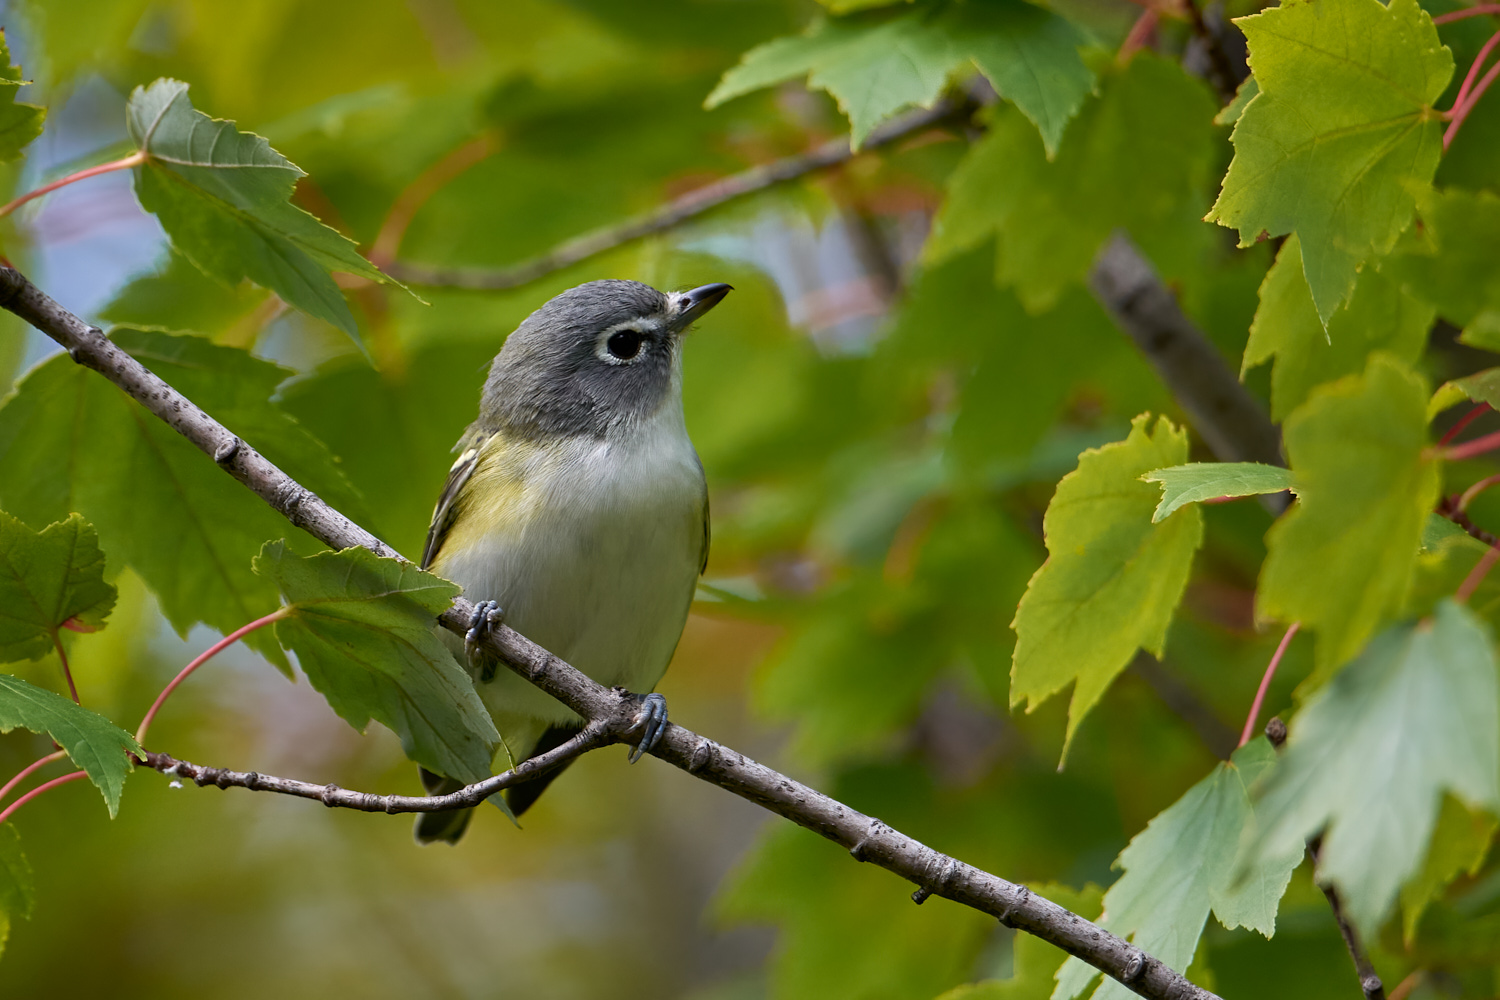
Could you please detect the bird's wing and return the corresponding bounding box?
[421,433,490,569]
[700,489,711,576]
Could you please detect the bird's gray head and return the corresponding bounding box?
[478,279,731,440]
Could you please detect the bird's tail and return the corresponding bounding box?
[413,769,475,845]
[412,723,586,844]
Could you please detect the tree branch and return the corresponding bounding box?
[1264,720,1385,1000]
[143,719,613,811]
[383,100,966,290]
[1310,839,1387,1000]
[1089,233,1285,471]
[0,265,1222,1000]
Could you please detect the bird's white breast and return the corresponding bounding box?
[433,397,706,759]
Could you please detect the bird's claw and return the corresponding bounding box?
[465,600,504,682]
[629,693,668,764]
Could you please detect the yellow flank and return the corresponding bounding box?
[429,433,551,575]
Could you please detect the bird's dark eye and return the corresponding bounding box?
[606,330,644,361]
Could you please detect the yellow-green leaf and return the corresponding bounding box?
[1206,0,1452,323]
[1258,354,1438,678]
[1011,414,1204,757]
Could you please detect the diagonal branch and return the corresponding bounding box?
[381,99,968,290]
[0,265,1222,1000]
[1311,839,1387,1000]
[1264,720,1385,1000]
[1090,233,1284,470]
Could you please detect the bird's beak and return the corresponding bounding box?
[669,283,733,333]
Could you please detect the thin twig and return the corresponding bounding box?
[136,608,288,745]
[1267,726,1385,1000]
[1130,652,1237,759]
[0,264,1221,1000]
[1089,233,1287,472]
[382,99,968,290]
[1309,839,1387,1000]
[1239,623,1298,748]
[1436,494,1500,547]
[144,720,612,812]
[369,133,499,267]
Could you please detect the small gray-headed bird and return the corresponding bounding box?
[414,279,730,844]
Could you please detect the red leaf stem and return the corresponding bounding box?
[1446,57,1500,149]
[0,771,86,826]
[1457,544,1500,603]
[50,631,78,704]
[1434,4,1500,24]
[1239,622,1299,748]
[134,607,288,746]
[0,749,69,806]
[0,150,146,220]
[1455,29,1500,110]
[1458,472,1500,512]
[1444,426,1500,461]
[1438,402,1491,447]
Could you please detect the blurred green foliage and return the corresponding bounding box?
[0,0,1496,997]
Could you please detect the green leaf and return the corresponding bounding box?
[1399,794,1497,943]
[928,55,1216,311]
[0,673,140,816]
[1386,187,1500,351]
[0,823,33,960]
[126,78,399,345]
[706,1,1093,153]
[0,511,116,663]
[952,1,1097,157]
[0,823,32,953]
[0,30,44,163]
[1206,0,1453,323]
[1451,367,1500,410]
[1141,463,1294,523]
[1011,414,1204,757]
[253,542,500,785]
[937,883,1103,1000]
[1257,354,1438,677]
[1247,599,1500,939]
[0,330,371,671]
[100,249,271,336]
[1055,741,1301,1000]
[816,0,909,12]
[1213,75,1257,127]
[1244,234,1435,421]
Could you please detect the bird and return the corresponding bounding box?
[413,279,731,844]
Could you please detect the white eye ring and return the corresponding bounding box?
[597,324,651,365]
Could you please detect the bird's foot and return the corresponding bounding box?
[464,600,504,682]
[629,693,668,764]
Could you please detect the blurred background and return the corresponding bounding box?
[0,0,1448,997]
